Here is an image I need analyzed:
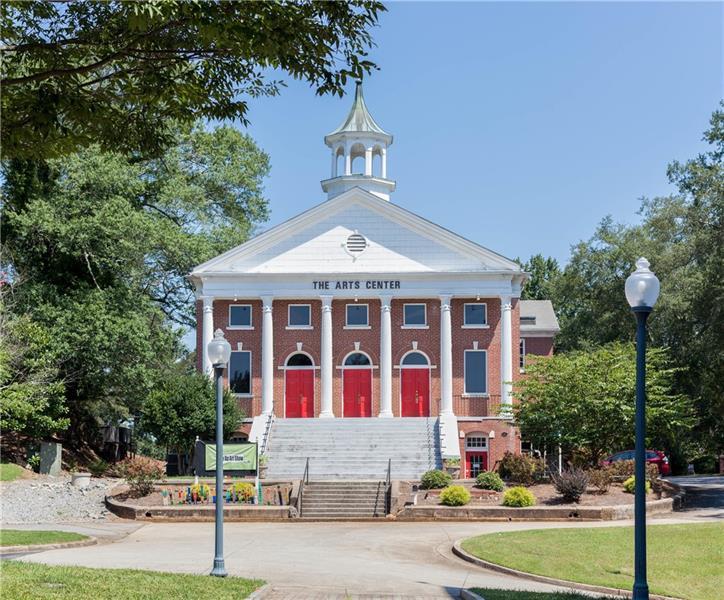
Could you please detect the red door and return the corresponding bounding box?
[285,370,314,418]
[465,452,488,478]
[401,369,430,417]
[343,369,372,417]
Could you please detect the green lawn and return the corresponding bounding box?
[0,462,26,482]
[1,530,89,547]
[462,523,723,600]
[472,590,612,600]
[2,562,264,600]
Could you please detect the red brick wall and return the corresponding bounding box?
[196,296,522,422]
[523,336,554,358]
[457,420,521,477]
[391,299,440,417]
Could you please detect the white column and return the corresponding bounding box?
[365,147,373,176]
[381,147,387,178]
[440,295,454,416]
[500,296,513,410]
[261,296,274,415]
[319,296,334,418]
[379,296,393,417]
[201,296,214,377]
[331,149,337,178]
[344,147,352,176]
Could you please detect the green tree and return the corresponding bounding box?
[517,254,561,300]
[1,0,385,159]
[550,105,723,453]
[0,294,68,439]
[513,343,694,464]
[0,123,269,442]
[139,368,243,473]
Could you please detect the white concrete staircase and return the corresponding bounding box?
[300,481,387,519]
[265,417,441,480]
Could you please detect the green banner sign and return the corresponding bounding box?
[204,443,257,471]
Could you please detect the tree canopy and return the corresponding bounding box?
[1,0,386,159]
[513,343,694,464]
[0,123,270,442]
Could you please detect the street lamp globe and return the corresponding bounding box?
[625,258,660,309]
[207,329,232,367]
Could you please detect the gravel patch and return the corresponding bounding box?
[0,475,116,523]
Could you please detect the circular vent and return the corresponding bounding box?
[346,232,368,254]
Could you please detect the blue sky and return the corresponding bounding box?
[238,1,722,266]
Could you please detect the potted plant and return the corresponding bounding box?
[443,457,461,479]
[258,454,269,479]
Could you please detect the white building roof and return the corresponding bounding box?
[520,300,560,336]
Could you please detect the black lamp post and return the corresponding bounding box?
[207,329,232,578]
[625,258,660,600]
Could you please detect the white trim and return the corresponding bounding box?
[287,303,312,328]
[463,302,488,327]
[399,349,431,368]
[403,303,427,327]
[228,303,253,328]
[229,349,252,395]
[345,303,369,327]
[463,349,488,395]
[340,350,375,369]
[286,326,313,330]
[284,350,316,367]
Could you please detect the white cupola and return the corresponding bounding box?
[321,82,395,201]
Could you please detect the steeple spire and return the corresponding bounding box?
[321,82,395,201]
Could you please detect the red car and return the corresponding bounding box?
[602,449,671,476]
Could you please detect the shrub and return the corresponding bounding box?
[587,467,613,494]
[233,481,256,501]
[475,471,505,492]
[498,452,544,485]
[27,454,40,473]
[502,486,536,507]
[87,458,109,477]
[623,476,651,494]
[420,469,452,489]
[607,459,661,482]
[692,455,717,474]
[439,485,471,506]
[551,468,589,503]
[117,456,164,498]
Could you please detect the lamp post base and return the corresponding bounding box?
[633,581,649,600]
[210,558,227,578]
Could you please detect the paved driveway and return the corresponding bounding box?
[666,475,724,518]
[13,517,706,599]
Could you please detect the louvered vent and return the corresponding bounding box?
[346,233,367,254]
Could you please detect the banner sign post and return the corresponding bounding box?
[204,442,258,472]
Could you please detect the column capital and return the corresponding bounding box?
[380,295,393,311]
[320,295,333,310]
[260,295,274,311]
[201,296,214,310]
[440,294,452,310]
[500,295,512,310]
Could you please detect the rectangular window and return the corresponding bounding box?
[229,351,251,395]
[346,304,369,327]
[288,304,311,327]
[464,303,487,326]
[519,338,526,370]
[465,436,488,449]
[229,304,252,328]
[403,303,427,326]
[464,350,487,394]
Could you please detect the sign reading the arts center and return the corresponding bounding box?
[313,280,401,290]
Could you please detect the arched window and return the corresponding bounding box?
[344,352,371,367]
[401,351,429,366]
[286,353,313,367]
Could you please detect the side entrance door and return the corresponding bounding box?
[285,369,314,418]
[465,452,488,478]
[343,369,372,417]
[401,368,430,417]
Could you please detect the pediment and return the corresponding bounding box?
[192,188,521,276]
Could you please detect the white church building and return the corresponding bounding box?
[191,83,558,483]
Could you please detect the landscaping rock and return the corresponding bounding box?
[0,474,114,523]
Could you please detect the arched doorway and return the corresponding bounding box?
[342,352,372,417]
[284,353,314,418]
[400,351,430,417]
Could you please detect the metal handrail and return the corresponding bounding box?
[297,458,310,517]
[259,413,275,456]
[385,458,392,515]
